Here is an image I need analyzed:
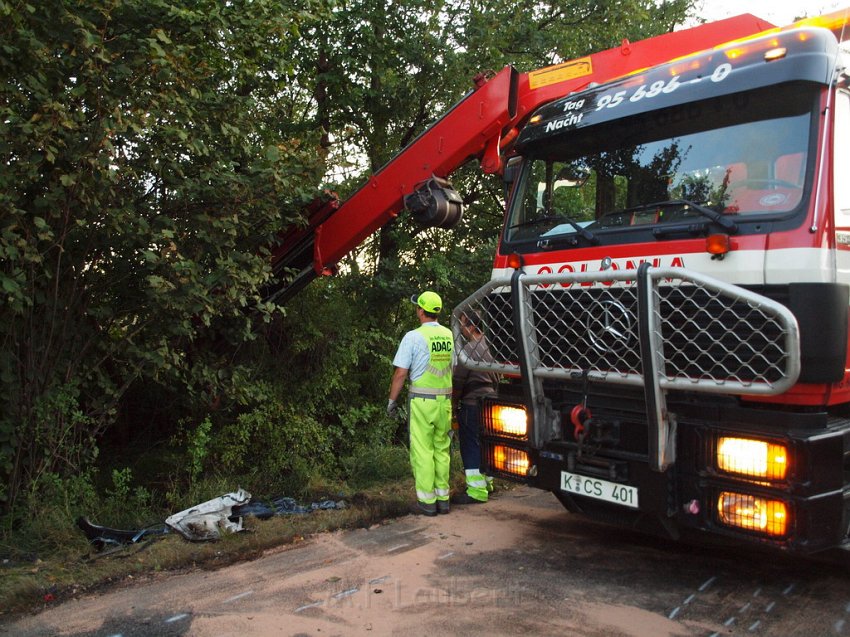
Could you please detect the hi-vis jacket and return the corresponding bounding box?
[410,324,453,397]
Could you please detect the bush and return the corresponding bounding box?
[2,467,156,560]
[209,400,334,497]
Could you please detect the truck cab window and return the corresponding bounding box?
[504,84,816,248]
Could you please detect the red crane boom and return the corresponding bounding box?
[266,13,774,303]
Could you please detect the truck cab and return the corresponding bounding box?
[454,18,850,554]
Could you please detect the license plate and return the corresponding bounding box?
[560,471,639,509]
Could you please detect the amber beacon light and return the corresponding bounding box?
[706,233,731,257]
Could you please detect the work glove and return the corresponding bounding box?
[387,399,398,417]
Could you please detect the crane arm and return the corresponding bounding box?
[266,13,774,304]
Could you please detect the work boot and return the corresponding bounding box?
[450,492,486,505]
[410,501,438,517]
[436,499,450,515]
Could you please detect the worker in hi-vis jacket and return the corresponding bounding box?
[387,291,453,517]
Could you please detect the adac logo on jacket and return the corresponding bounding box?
[430,337,453,353]
[430,336,453,363]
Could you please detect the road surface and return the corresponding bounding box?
[3,486,850,636]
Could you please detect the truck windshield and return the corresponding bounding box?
[505,84,817,246]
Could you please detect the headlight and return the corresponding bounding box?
[716,437,788,480]
[484,403,528,439]
[717,491,789,537]
[489,444,530,477]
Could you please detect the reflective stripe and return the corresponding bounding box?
[411,387,452,397]
[435,487,450,497]
[417,489,436,501]
[465,469,488,488]
[464,469,489,501]
[425,364,451,378]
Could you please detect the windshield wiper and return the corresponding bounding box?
[617,199,737,233]
[508,214,598,244]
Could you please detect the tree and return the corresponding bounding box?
[0,0,330,511]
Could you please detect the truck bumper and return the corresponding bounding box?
[480,390,850,554]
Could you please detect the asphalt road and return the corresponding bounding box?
[3,486,850,636]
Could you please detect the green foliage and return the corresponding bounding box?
[0,0,331,510]
[209,399,334,496]
[257,282,403,452]
[164,473,239,515]
[7,471,99,560]
[23,471,99,528]
[101,468,154,528]
[187,417,213,485]
[339,404,396,449]
[0,384,99,515]
[3,466,154,560]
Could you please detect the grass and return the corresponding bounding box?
[0,444,475,619]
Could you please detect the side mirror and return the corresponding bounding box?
[503,157,522,189]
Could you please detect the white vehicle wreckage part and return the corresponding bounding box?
[165,488,251,541]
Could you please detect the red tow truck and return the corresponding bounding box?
[273,8,850,555]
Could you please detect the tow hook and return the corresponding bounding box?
[570,403,592,442]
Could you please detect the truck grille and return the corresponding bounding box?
[453,267,800,396]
